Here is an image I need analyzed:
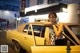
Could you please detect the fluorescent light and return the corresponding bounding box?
[4,11,10,14]
[62,8,67,12]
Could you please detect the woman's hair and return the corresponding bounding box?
[48,11,57,18]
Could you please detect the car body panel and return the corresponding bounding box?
[31,45,80,53]
[31,46,66,53]
[6,22,80,53]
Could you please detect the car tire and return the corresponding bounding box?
[12,41,26,53]
[13,41,21,53]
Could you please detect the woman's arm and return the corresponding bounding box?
[53,23,64,37]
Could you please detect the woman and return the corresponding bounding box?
[48,11,57,24]
[48,11,64,45]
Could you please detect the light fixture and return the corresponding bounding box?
[5,10,10,14]
[62,8,67,12]
[17,17,21,21]
[35,9,37,12]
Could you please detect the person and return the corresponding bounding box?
[48,11,57,24]
[7,20,9,28]
[48,11,64,45]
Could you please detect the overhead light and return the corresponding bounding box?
[35,9,37,12]
[17,17,21,21]
[25,11,26,14]
[5,10,10,14]
[62,8,67,12]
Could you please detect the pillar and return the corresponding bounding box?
[68,4,79,24]
[68,4,79,35]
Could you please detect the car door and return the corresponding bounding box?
[64,24,80,53]
[44,26,69,53]
[31,24,80,53]
[22,24,35,52]
[52,24,80,53]
[32,25,45,45]
[31,26,67,53]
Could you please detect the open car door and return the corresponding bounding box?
[31,24,80,53]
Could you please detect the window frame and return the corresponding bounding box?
[47,0,56,4]
[37,0,44,5]
[26,0,30,7]
[23,24,29,33]
[32,25,46,37]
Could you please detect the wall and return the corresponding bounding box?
[0,10,20,24]
[29,0,47,7]
[24,12,68,23]
[30,0,37,6]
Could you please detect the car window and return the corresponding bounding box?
[70,26,80,40]
[24,25,29,29]
[32,25,45,37]
[28,26,32,35]
[63,25,80,45]
[23,25,29,32]
[64,25,80,40]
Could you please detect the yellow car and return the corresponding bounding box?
[6,22,80,53]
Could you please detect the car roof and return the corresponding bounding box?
[26,22,52,25]
[17,22,51,32]
[66,23,80,27]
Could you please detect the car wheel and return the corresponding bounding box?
[12,41,26,53]
[13,41,21,53]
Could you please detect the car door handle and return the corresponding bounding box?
[24,37,28,39]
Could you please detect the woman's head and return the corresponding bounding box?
[48,11,57,24]
[48,11,57,19]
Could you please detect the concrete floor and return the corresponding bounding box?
[0,30,16,53]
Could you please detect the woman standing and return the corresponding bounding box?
[48,11,64,45]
